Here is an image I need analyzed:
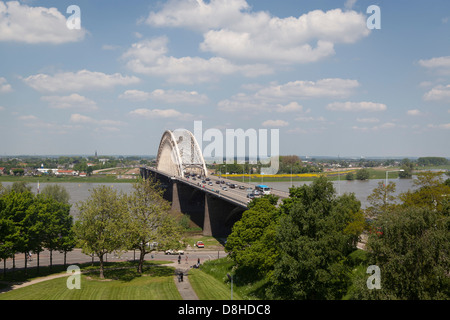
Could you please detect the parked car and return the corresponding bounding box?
[165,249,184,255]
[196,241,205,248]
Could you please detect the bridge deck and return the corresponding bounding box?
[141,167,289,208]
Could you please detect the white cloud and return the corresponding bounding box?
[41,94,98,111]
[0,1,86,44]
[119,89,209,105]
[423,84,450,102]
[129,108,192,120]
[352,122,396,131]
[257,79,359,100]
[345,0,358,10]
[326,101,387,112]
[406,109,422,116]
[146,0,248,31]
[122,37,272,84]
[356,117,380,123]
[147,1,369,64]
[0,77,12,93]
[275,102,304,113]
[418,56,450,69]
[70,113,125,127]
[23,70,140,93]
[295,116,326,122]
[218,78,359,113]
[427,123,450,130]
[262,119,289,127]
[18,114,38,121]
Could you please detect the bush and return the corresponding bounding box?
[356,168,370,180]
[345,172,355,181]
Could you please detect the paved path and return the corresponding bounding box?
[0,272,70,294]
[173,264,199,300]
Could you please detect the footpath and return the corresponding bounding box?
[173,263,199,300]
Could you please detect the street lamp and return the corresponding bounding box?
[385,169,404,203]
[227,273,233,300]
[385,169,404,187]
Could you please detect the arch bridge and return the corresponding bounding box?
[141,129,260,237]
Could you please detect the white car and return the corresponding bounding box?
[165,249,184,255]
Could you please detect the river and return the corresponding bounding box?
[2,177,418,215]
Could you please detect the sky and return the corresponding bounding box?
[0,0,449,158]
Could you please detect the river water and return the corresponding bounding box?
[259,178,417,208]
[2,177,417,215]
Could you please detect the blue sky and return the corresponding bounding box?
[0,0,449,158]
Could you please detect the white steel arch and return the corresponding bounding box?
[156,129,208,178]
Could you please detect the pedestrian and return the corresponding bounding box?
[178,254,181,264]
[185,255,188,264]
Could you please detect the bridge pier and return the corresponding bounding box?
[203,193,244,237]
[140,167,246,238]
[171,181,182,213]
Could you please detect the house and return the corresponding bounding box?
[57,169,78,176]
[0,167,6,175]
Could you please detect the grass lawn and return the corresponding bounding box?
[0,261,181,300]
[189,257,270,300]
[189,268,240,300]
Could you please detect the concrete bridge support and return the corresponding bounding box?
[203,193,244,237]
[140,167,246,238]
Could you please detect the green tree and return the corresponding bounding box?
[0,191,35,272]
[40,184,70,204]
[125,178,182,274]
[268,177,362,300]
[365,181,397,218]
[356,168,370,180]
[8,181,31,193]
[399,158,414,178]
[399,171,450,212]
[360,207,449,299]
[225,197,279,276]
[74,186,128,278]
[345,172,355,181]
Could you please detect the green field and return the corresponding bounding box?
[0,261,180,300]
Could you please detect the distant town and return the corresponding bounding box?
[0,154,448,182]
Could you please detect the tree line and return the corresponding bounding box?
[225,172,449,300]
[0,178,182,279]
[0,182,74,275]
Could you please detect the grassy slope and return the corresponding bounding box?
[0,262,180,300]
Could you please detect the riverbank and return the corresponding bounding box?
[0,175,137,184]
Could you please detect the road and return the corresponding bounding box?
[178,172,289,206]
[1,248,227,271]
